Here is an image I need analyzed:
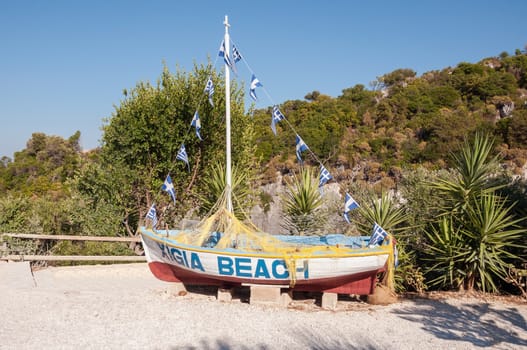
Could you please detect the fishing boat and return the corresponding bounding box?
[139,16,396,296]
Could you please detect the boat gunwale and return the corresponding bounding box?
[139,226,392,259]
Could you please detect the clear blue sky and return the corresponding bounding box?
[1,0,526,158]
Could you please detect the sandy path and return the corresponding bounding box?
[1,263,526,350]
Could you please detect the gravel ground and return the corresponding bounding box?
[1,263,526,350]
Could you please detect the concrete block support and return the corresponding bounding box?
[167,282,187,296]
[217,287,234,302]
[280,290,293,307]
[249,285,282,305]
[321,292,338,310]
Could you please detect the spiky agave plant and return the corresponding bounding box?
[428,132,502,214]
[423,216,468,290]
[281,167,327,235]
[198,162,252,218]
[462,193,526,292]
[354,191,411,236]
[424,133,526,292]
[352,190,417,292]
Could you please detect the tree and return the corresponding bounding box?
[501,52,527,88]
[304,90,321,101]
[0,132,82,196]
[505,109,527,148]
[339,84,377,126]
[82,64,256,233]
[377,69,417,89]
[449,62,517,105]
[419,107,485,163]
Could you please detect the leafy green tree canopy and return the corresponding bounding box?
[86,64,255,230]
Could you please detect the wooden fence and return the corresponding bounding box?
[0,233,146,262]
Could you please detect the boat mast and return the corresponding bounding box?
[224,15,233,213]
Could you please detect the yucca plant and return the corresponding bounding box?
[198,162,252,218]
[354,191,411,236]
[281,167,327,235]
[423,216,469,290]
[351,190,417,292]
[428,132,502,214]
[462,193,526,292]
[424,133,527,292]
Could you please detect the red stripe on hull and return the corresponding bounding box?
[148,261,380,295]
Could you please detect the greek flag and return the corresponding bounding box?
[232,44,242,63]
[295,135,309,162]
[176,144,190,171]
[191,110,202,141]
[271,106,285,135]
[343,192,359,223]
[369,222,388,246]
[319,165,332,187]
[218,40,229,65]
[204,76,214,107]
[250,74,262,101]
[161,174,176,205]
[218,40,236,74]
[146,203,158,229]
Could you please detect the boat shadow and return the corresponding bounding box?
[169,287,382,349]
[170,329,377,350]
[392,297,527,348]
[169,338,269,350]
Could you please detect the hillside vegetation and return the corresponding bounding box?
[1,49,526,295]
[253,51,527,185]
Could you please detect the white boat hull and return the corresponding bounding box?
[140,228,390,295]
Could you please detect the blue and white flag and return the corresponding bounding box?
[218,40,236,74]
[176,144,190,171]
[146,203,158,229]
[232,44,242,63]
[218,40,229,64]
[161,174,176,205]
[319,165,333,187]
[204,76,214,107]
[295,135,309,162]
[250,74,263,101]
[369,222,388,246]
[271,106,285,135]
[191,110,202,141]
[231,45,242,75]
[343,192,360,223]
